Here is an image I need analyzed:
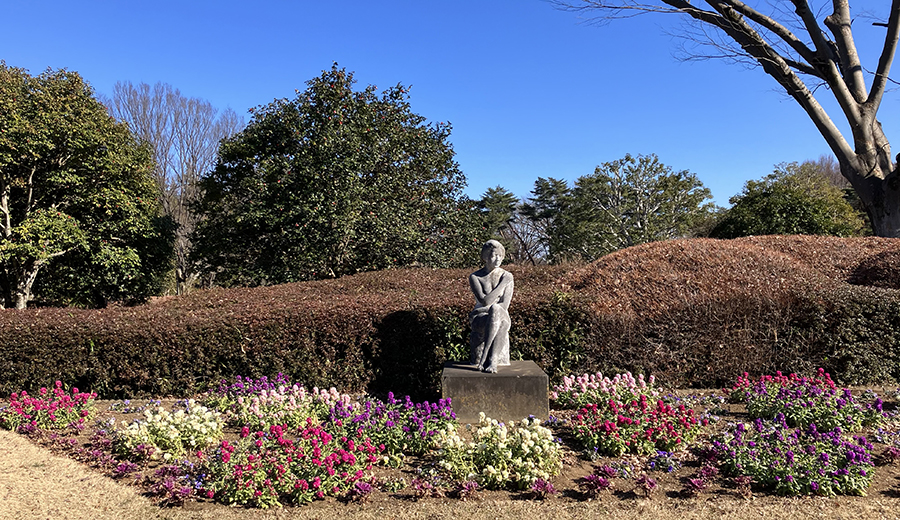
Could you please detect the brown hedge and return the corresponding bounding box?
[1,236,899,399]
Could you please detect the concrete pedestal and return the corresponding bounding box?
[441,360,549,424]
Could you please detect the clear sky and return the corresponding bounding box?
[2,1,897,207]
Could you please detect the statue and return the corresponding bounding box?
[469,240,514,373]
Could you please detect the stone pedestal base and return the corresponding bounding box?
[441,360,549,424]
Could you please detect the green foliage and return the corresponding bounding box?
[711,161,866,238]
[0,62,174,308]
[477,186,517,247]
[191,64,487,286]
[523,154,714,262]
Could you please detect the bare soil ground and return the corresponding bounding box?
[4,389,900,520]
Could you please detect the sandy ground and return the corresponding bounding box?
[0,429,158,520]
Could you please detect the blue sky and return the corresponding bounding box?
[2,1,897,207]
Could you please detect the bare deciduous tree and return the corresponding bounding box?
[553,0,900,237]
[106,82,243,294]
[812,154,850,188]
[504,212,550,265]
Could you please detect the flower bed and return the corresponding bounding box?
[711,415,875,496]
[0,380,96,432]
[553,371,707,456]
[1,369,897,508]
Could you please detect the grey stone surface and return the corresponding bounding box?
[468,240,514,373]
[441,360,549,424]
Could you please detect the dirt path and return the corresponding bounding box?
[0,429,158,520]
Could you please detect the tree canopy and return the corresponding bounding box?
[710,160,867,238]
[523,153,715,262]
[0,63,174,309]
[554,1,900,237]
[191,65,487,286]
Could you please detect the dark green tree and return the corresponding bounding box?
[0,63,174,309]
[710,161,867,239]
[477,186,547,265]
[191,65,487,286]
[478,186,517,239]
[524,154,714,262]
[520,177,571,262]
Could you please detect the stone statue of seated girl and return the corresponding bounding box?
[469,240,514,373]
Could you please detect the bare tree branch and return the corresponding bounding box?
[728,0,819,66]
[551,0,900,236]
[108,82,244,294]
[867,0,900,111]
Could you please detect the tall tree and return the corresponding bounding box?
[520,177,572,262]
[478,187,547,265]
[710,160,867,238]
[0,63,173,309]
[105,82,243,294]
[191,65,487,286]
[478,186,518,239]
[524,154,714,262]
[553,1,900,237]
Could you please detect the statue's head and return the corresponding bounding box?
[481,239,506,267]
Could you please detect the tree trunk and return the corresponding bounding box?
[845,163,900,237]
[11,259,43,310]
[0,271,10,309]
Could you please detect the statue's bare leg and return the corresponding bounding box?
[480,305,505,373]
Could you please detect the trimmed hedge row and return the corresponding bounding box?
[2,237,899,399]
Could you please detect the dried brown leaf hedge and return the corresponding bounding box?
[1,235,898,398]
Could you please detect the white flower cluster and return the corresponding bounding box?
[230,385,350,430]
[434,412,562,490]
[114,400,224,459]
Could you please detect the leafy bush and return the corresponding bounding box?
[3,237,900,399]
[710,161,866,238]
